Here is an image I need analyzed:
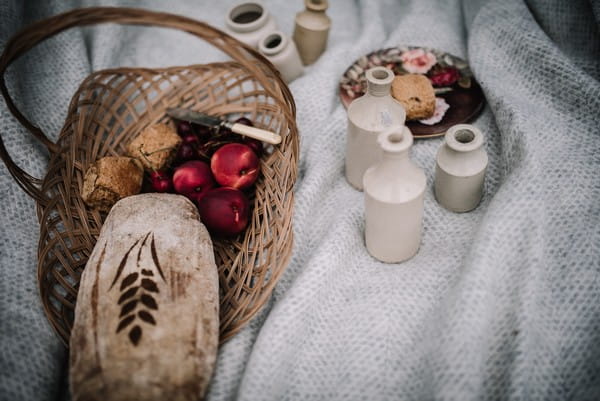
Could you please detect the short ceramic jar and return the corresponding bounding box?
[363,127,426,263]
[224,1,278,49]
[258,31,304,83]
[434,124,488,212]
[293,0,331,65]
[345,66,406,191]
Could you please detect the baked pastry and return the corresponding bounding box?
[391,74,436,120]
[70,194,219,401]
[81,156,143,212]
[127,123,181,171]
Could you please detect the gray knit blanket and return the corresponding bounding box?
[1,0,599,400]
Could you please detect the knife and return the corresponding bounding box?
[167,108,282,145]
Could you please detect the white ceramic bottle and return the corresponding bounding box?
[363,127,426,263]
[224,1,278,49]
[345,66,406,190]
[293,0,331,65]
[434,124,488,212]
[258,31,304,83]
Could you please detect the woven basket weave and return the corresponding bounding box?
[0,7,298,345]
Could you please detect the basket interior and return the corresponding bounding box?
[36,62,297,345]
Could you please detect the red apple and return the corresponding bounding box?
[211,143,260,190]
[197,187,250,236]
[148,170,173,193]
[173,160,215,202]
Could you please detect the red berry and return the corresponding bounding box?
[234,117,254,127]
[242,137,263,156]
[149,170,173,193]
[181,132,199,146]
[176,143,197,162]
[177,121,193,136]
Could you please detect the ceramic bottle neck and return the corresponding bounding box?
[379,143,411,171]
[444,124,484,154]
[258,32,288,56]
[378,126,413,157]
[365,66,394,97]
[305,0,328,13]
[375,126,414,172]
[226,2,269,33]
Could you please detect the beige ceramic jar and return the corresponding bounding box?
[363,127,426,263]
[224,1,278,49]
[293,0,331,65]
[434,124,488,212]
[345,66,406,190]
[258,31,304,83]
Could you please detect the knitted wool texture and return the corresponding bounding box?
[0,0,598,400]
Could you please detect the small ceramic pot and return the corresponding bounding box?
[363,127,426,263]
[258,31,304,83]
[224,1,278,49]
[345,66,406,190]
[293,0,331,65]
[434,124,488,212]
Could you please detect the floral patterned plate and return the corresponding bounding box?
[339,46,485,138]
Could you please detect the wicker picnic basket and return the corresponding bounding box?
[0,7,298,345]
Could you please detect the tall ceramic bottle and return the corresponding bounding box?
[363,127,426,263]
[345,66,406,190]
[434,124,488,212]
[224,1,278,49]
[293,0,331,65]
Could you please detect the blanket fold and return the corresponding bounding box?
[0,1,598,400]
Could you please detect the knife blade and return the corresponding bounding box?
[167,108,282,145]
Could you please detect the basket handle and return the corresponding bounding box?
[0,6,293,203]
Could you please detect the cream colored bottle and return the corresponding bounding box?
[258,31,304,83]
[345,66,406,191]
[293,0,331,65]
[434,124,488,212]
[224,1,278,49]
[363,127,426,263]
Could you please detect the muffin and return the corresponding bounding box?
[391,74,436,120]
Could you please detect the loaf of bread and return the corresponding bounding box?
[81,156,144,212]
[127,123,182,171]
[391,74,436,120]
[70,193,219,401]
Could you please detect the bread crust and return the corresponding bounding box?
[127,123,182,171]
[81,156,143,212]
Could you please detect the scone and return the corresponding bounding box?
[391,74,436,120]
[127,123,181,171]
[81,156,143,212]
